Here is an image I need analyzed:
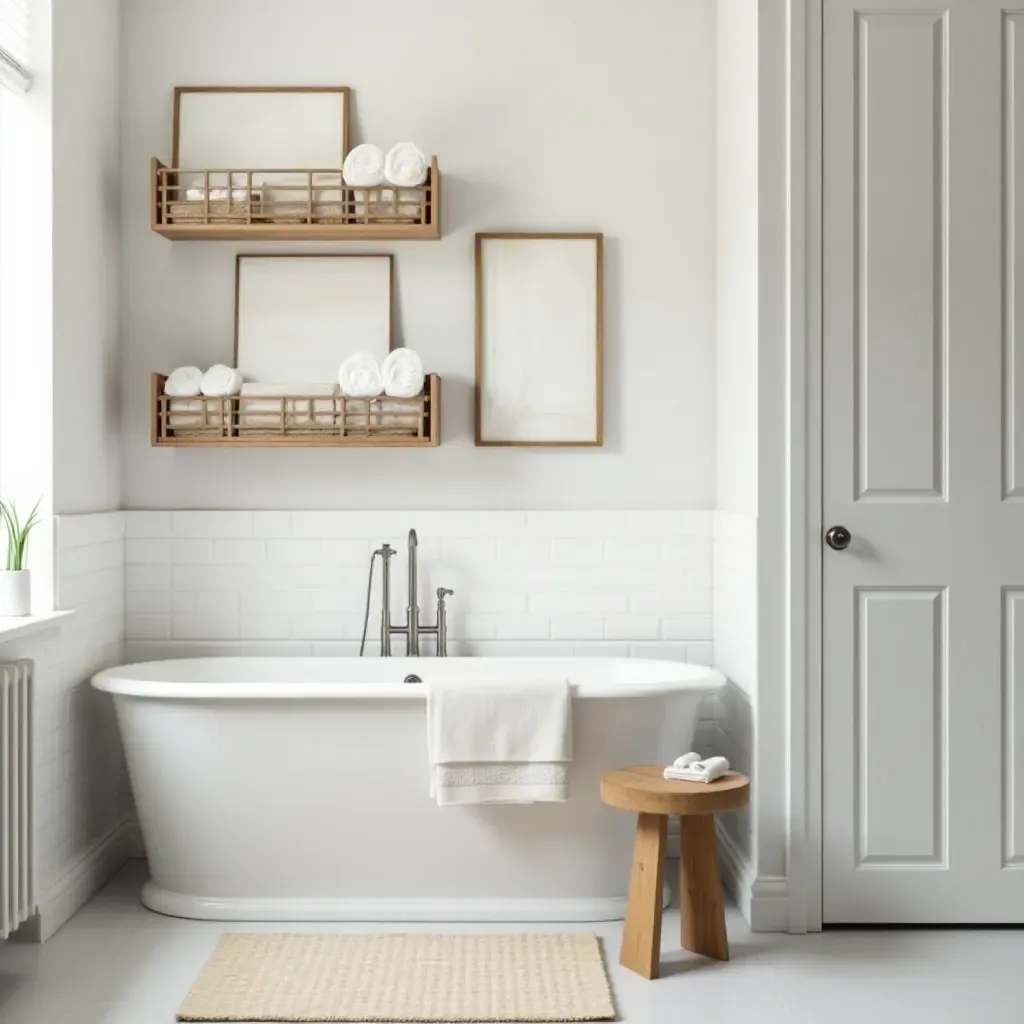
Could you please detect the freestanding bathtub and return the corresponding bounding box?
[91,657,723,922]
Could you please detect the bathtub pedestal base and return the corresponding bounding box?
[140,880,657,923]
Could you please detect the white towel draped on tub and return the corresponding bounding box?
[426,679,572,805]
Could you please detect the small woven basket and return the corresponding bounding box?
[168,199,259,224]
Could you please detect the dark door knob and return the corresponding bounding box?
[825,526,852,551]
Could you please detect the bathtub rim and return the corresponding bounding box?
[91,656,725,700]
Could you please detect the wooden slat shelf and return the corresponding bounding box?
[149,157,441,241]
[150,373,441,448]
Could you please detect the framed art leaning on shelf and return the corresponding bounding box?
[234,253,393,383]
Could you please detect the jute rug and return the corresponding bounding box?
[176,932,616,1023]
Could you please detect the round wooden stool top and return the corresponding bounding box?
[600,766,749,816]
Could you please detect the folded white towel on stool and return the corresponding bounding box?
[338,353,384,397]
[382,348,425,398]
[384,142,429,187]
[342,144,387,187]
[663,755,730,784]
[427,679,572,805]
[163,366,204,398]
[200,364,243,397]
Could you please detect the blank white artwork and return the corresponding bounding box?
[235,256,392,385]
[478,236,601,444]
[176,90,348,170]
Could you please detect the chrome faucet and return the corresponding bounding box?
[377,529,453,656]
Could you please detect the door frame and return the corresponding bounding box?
[799,0,824,932]
[770,0,822,932]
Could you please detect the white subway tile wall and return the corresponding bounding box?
[4,512,128,935]
[713,511,757,697]
[124,510,715,655]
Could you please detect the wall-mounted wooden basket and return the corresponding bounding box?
[149,158,441,240]
[150,374,441,447]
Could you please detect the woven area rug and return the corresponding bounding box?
[176,932,616,1023]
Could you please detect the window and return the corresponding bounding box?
[0,0,31,95]
[0,0,50,610]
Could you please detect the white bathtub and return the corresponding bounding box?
[92,657,723,922]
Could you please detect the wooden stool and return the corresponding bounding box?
[600,766,750,979]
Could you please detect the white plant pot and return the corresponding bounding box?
[0,570,31,617]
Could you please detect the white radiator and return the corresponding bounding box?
[1,660,33,939]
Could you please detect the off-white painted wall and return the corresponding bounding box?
[715,0,759,517]
[710,0,760,926]
[753,0,793,916]
[52,0,121,514]
[119,0,717,509]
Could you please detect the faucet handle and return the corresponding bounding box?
[437,587,454,600]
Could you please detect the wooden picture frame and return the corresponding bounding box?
[172,85,351,169]
[234,253,394,384]
[475,232,604,446]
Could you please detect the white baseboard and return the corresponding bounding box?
[33,818,136,942]
[716,824,789,932]
[746,875,789,932]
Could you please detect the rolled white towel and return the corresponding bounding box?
[338,353,384,398]
[342,144,386,187]
[384,142,428,187]
[163,366,204,398]
[672,752,702,769]
[663,755,731,784]
[200,364,243,397]
[382,348,425,398]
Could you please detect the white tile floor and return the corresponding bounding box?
[1,861,1022,1024]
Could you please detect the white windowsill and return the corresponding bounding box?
[0,609,75,644]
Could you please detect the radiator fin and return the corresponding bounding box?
[1,660,33,938]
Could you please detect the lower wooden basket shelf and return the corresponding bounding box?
[151,374,440,448]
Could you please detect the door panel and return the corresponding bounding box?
[854,12,947,501]
[855,588,946,865]
[1005,14,1024,499]
[1003,588,1024,867]
[823,0,1022,922]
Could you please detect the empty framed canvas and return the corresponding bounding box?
[173,86,350,169]
[234,254,393,384]
[475,233,603,446]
